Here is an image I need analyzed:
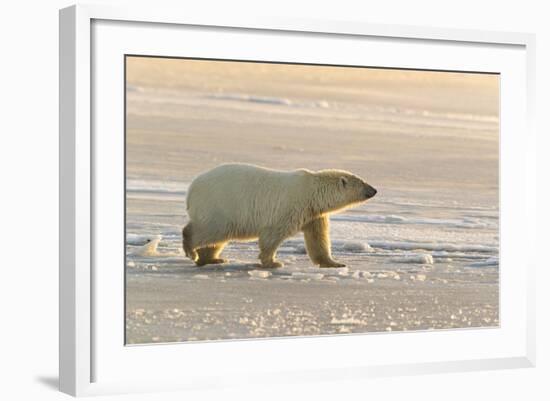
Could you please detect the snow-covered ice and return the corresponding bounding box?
[248,270,272,279]
[389,253,434,265]
[124,57,499,344]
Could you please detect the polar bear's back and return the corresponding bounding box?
[186,164,311,236]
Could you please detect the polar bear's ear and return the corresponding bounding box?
[340,176,348,188]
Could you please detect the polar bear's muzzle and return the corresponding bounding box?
[364,184,377,199]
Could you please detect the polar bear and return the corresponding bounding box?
[182,163,377,268]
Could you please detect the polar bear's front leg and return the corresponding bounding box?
[258,227,288,268]
[302,216,346,268]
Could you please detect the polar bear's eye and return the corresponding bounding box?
[340,177,348,188]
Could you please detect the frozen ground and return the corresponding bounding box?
[125,57,499,344]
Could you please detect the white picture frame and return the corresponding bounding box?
[59,4,536,397]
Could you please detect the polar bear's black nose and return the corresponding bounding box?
[364,185,377,199]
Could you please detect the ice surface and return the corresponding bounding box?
[208,92,333,109]
[389,253,434,265]
[332,214,491,229]
[369,240,497,253]
[124,58,499,343]
[468,257,499,268]
[291,272,325,280]
[209,93,293,106]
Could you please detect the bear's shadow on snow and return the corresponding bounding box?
[193,263,260,272]
[178,261,312,277]
[168,261,268,274]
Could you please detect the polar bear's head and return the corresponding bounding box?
[313,169,377,214]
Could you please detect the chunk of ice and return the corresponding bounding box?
[340,241,373,253]
[389,253,434,265]
[336,267,350,276]
[415,274,427,281]
[248,270,272,279]
[130,235,163,256]
[291,272,324,280]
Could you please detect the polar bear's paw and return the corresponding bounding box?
[319,260,346,268]
[195,258,227,267]
[261,260,284,269]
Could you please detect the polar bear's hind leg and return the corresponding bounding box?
[183,222,230,263]
[182,223,197,261]
[195,243,227,266]
[258,227,293,268]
